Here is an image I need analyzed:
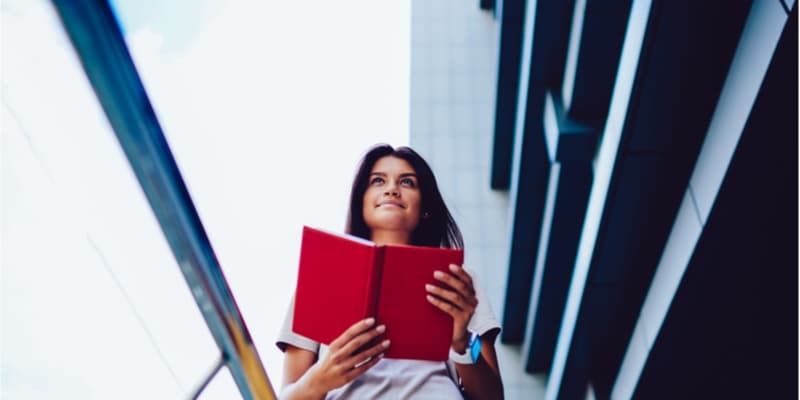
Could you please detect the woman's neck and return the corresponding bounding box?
[371,229,411,246]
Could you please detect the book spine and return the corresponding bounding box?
[363,246,384,320]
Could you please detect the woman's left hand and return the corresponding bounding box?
[425,264,479,353]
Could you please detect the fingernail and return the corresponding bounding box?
[426,295,434,302]
[450,264,459,272]
[382,340,391,348]
[376,324,386,333]
[425,284,434,291]
[365,318,375,326]
[434,271,444,278]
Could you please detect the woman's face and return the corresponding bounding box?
[362,156,422,235]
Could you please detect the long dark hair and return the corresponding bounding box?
[345,144,463,249]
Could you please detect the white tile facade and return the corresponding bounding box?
[410,1,546,398]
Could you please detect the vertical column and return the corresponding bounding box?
[611,2,792,397]
[521,91,594,373]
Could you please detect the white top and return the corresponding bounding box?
[276,271,501,399]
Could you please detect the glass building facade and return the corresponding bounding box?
[410,0,797,398]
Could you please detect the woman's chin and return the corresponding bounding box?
[368,219,414,233]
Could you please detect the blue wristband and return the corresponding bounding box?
[469,333,482,362]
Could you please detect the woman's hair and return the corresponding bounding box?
[345,144,463,249]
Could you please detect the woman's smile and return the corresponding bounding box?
[377,200,405,209]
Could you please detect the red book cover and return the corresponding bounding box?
[292,226,464,361]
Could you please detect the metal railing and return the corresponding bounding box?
[50,1,276,398]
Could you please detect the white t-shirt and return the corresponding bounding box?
[276,271,500,399]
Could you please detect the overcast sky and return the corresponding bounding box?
[2,0,409,397]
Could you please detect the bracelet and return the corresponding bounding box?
[449,332,481,364]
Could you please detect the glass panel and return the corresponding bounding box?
[2,1,220,397]
[106,0,411,389]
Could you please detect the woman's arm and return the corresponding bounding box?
[453,330,504,399]
[279,318,390,400]
[281,346,320,399]
[426,265,505,399]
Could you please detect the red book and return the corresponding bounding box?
[292,226,463,361]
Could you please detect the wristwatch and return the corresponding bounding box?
[449,332,482,364]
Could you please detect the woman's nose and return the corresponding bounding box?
[384,181,400,196]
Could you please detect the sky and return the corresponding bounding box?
[2,0,409,397]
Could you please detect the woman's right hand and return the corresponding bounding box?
[305,318,390,395]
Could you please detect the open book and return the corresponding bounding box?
[292,226,464,361]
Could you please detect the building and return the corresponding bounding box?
[410,0,797,398]
[8,0,795,398]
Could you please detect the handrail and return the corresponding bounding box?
[50,1,276,398]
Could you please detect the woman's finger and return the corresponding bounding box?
[433,272,478,307]
[425,284,469,308]
[344,351,385,381]
[330,318,376,351]
[337,324,386,357]
[433,270,470,297]
[448,264,475,289]
[345,338,390,370]
[426,293,461,316]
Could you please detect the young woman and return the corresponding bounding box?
[277,144,504,399]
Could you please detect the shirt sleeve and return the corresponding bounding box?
[275,295,320,354]
[465,268,502,337]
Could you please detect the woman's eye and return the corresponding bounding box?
[401,178,417,187]
[370,177,385,185]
